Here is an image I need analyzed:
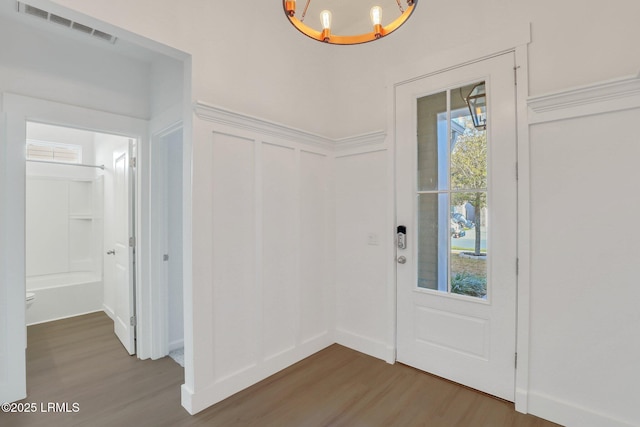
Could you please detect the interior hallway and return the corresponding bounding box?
[0,313,560,427]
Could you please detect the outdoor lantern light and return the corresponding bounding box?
[466,82,487,130]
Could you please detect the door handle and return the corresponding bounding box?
[106,249,115,255]
[397,256,407,264]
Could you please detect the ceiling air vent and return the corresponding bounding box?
[92,29,114,42]
[16,2,117,44]
[71,22,92,35]
[49,14,72,28]
[24,4,47,20]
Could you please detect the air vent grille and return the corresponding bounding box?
[71,22,92,34]
[49,14,72,28]
[24,4,47,19]
[17,2,117,44]
[92,29,114,42]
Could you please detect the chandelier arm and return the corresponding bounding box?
[301,0,312,22]
[395,0,405,13]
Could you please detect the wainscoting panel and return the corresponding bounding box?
[261,142,298,361]
[299,150,331,344]
[210,131,258,383]
[527,75,640,427]
[186,104,334,414]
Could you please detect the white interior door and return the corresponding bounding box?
[113,143,136,355]
[395,53,518,400]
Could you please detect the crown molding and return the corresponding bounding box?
[194,101,335,151]
[528,73,640,124]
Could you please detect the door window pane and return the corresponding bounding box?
[451,113,487,191]
[416,81,488,299]
[451,192,487,298]
[417,91,447,191]
[417,193,449,291]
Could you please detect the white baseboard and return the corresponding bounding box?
[514,387,528,413]
[181,384,196,415]
[182,332,333,415]
[169,339,184,352]
[102,303,115,320]
[529,391,637,427]
[334,328,395,364]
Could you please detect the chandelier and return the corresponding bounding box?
[284,0,417,45]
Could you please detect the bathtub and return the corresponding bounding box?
[26,272,103,325]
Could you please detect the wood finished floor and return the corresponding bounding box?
[1,312,562,427]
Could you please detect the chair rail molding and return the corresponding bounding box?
[194,101,334,151]
[193,101,388,153]
[334,130,386,153]
[528,72,640,124]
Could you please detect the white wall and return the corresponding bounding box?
[0,0,184,125]
[47,0,335,135]
[334,148,392,361]
[0,14,150,120]
[150,55,184,120]
[325,0,640,138]
[0,94,27,404]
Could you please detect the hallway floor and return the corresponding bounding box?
[1,312,561,426]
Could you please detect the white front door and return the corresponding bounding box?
[113,143,136,355]
[395,53,518,400]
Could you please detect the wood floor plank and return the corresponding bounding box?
[0,312,563,427]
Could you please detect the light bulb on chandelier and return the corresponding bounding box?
[283,0,417,45]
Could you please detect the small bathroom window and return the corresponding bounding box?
[26,140,82,164]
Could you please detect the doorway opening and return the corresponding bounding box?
[25,121,139,354]
[151,124,185,366]
[0,0,192,404]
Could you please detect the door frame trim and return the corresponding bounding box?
[385,23,532,413]
[0,93,149,360]
[148,118,184,360]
